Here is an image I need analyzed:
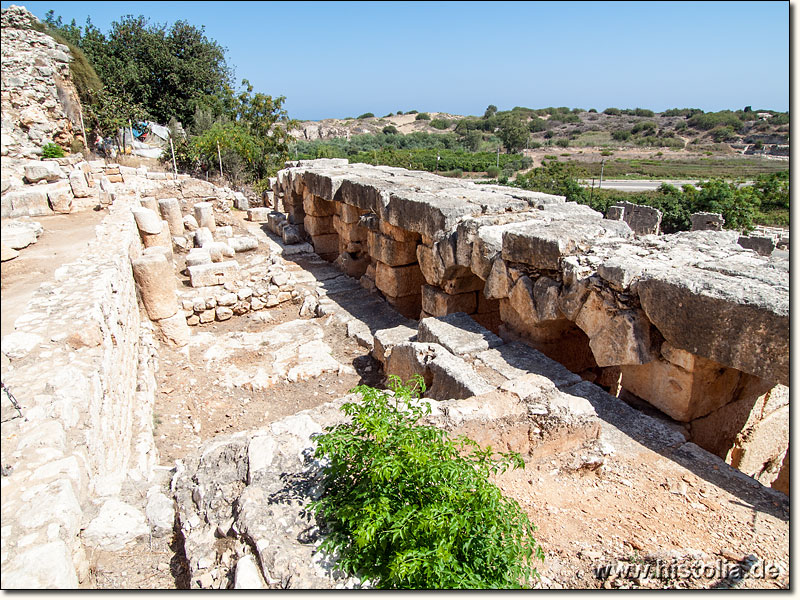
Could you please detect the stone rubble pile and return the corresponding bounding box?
[1,5,81,158]
[272,160,789,494]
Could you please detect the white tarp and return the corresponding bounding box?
[148,122,171,141]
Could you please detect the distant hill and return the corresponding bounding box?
[290,107,789,156]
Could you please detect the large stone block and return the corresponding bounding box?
[131,254,179,320]
[638,270,789,385]
[418,312,503,356]
[303,193,336,217]
[421,285,476,316]
[304,214,335,236]
[385,293,422,320]
[375,261,424,298]
[476,341,583,389]
[2,188,51,218]
[379,220,420,243]
[187,261,240,288]
[247,207,272,222]
[372,324,418,363]
[311,233,340,256]
[367,231,418,266]
[427,348,494,401]
[158,197,184,236]
[441,273,484,295]
[339,203,365,224]
[24,160,63,183]
[333,215,367,242]
[416,243,445,286]
[68,169,90,198]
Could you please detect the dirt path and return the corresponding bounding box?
[1,210,106,337]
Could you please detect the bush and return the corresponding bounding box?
[41,142,66,158]
[382,125,399,135]
[603,107,621,116]
[415,112,431,121]
[529,140,542,149]
[543,154,558,160]
[441,168,463,178]
[631,121,657,135]
[600,149,613,156]
[486,166,501,178]
[688,111,743,131]
[554,138,569,147]
[430,118,451,130]
[612,129,631,141]
[311,376,544,589]
[357,112,375,119]
[408,109,419,114]
[588,108,597,113]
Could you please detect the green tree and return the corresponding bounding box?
[484,104,498,118]
[497,114,529,153]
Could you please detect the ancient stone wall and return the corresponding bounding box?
[1,192,160,586]
[272,160,789,492]
[1,5,82,159]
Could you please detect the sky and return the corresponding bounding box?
[2,1,790,121]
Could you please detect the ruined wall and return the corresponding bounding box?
[0,193,159,587]
[272,159,789,492]
[1,5,82,159]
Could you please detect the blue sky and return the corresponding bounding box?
[2,1,789,120]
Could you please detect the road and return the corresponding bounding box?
[579,179,702,192]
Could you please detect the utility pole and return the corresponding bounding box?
[599,159,605,189]
[217,141,223,178]
[169,135,178,178]
[436,151,440,173]
[496,146,500,168]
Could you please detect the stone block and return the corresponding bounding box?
[421,285,476,317]
[441,273,484,295]
[187,261,240,288]
[385,293,422,320]
[375,262,424,298]
[416,243,445,286]
[68,169,90,198]
[312,233,340,256]
[228,236,259,252]
[194,201,215,232]
[737,235,775,256]
[379,220,420,242]
[131,253,179,320]
[418,312,504,356]
[339,203,365,224]
[333,252,370,278]
[333,215,368,242]
[691,212,724,231]
[157,311,190,347]
[372,325,418,363]
[384,341,437,388]
[427,346,494,401]
[483,257,510,300]
[24,160,63,183]
[608,201,662,235]
[132,207,162,235]
[158,197,184,236]
[304,214,335,236]
[476,341,583,389]
[367,230,418,266]
[2,188,51,218]
[247,207,272,222]
[303,193,336,217]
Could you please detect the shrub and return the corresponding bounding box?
[397,110,404,115]
[543,154,558,160]
[415,112,431,121]
[688,111,743,131]
[612,129,631,141]
[382,125,399,135]
[486,166,501,178]
[600,149,613,156]
[603,107,621,116]
[357,112,375,119]
[631,121,657,135]
[408,109,419,114]
[588,108,597,113]
[430,118,451,130]
[529,140,542,149]
[311,376,544,589]
[554,138,569,147]
[41,142,66,158]
[441,168,463,178]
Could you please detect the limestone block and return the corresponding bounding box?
[304,214,335,236]
[372,325,418,363]
[367,230,418,266]
[1,219,43,249]
[771,452,788,495]
[139,197,158,212]
[533,276,562,323]
[216,306,234,321]
[234,555,265,589]
[597,256,644,291]
[179,178,217,198]
[691,212,724,231]
[131,207,162,235]
[728,405,789,488]
[157,311,190,347]
[24,160,63,183]
[142,221,173,250]
[385,341,437,387]
[194,227,214,248]
[737,235,775,256]
[158,198,184,236]
[194,201,216,232]
[206,241,235,261]
[484,257,510,300]
[282,225,303,245]
[1,245,20,261]
[199,309,215,323]
[312,233,339,256]
[418,312,503,356]
[427,347,494,401]
[588,309,657,367]
[620,353,744,422]
[303,193,336,217]
[421,285,476,316]
[228,236,259,252]
[183,214,199,232]
[333,252,370,278]
[379,219,420,243]
[1,188,51,218]
[340,203,365,224]
[609,201,662,235]
[68,169,90,198]
[82,498,149,551]
[333,215,367,242]
[637,270,788,385]
[142,244,173,263]
[247,207,272,222]
[441,274,484,295]
[146,490,175,536]
[186,248,211,267]
[416,243,445,286]
[375,262,424,298]
[476,342,583,389]
[471,224,507,280]
[187,261,240,288]
[131,253,179,320]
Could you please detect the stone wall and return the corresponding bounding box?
[1,5,82,158]
[272,160,789,493]
[0,192,159,587]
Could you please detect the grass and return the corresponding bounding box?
[575,157,788,180]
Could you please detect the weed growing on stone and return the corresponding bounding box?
[311,375,544,589]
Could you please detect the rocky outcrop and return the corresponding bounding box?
[272,160,789,491]
[1,5,82,158]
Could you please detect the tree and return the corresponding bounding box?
[497,114,529,153]
[483,104,498,119]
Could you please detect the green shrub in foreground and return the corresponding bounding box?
[311,376,544,589]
